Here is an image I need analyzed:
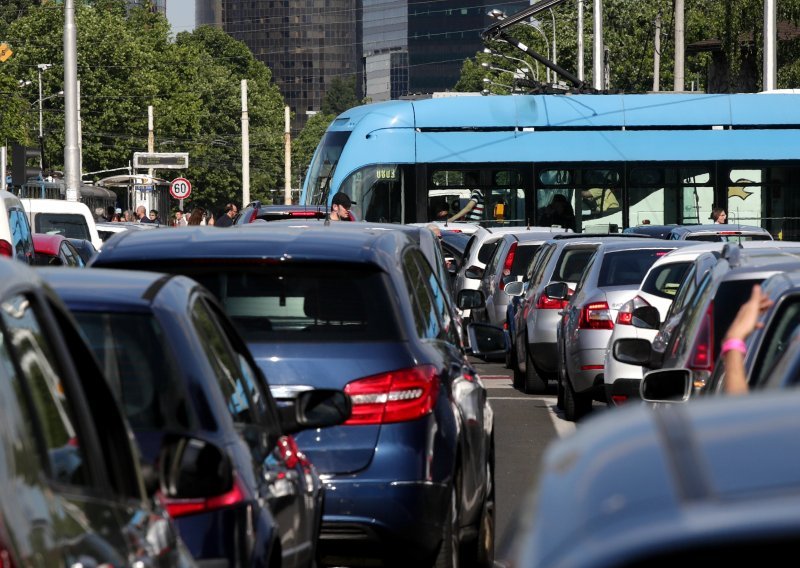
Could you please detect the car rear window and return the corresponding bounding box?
[169,264,401,342]
[686,233,771,242]
[598,249,673,287]
[34,213,91,241]
[641,261,692,299]
[478,239,501,264]
[510,245,540,279]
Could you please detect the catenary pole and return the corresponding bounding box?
[241,79,250,207]
[674,0,685,91]
[593,0,603,90]
[764,0,777,91]
[63,0,80,201]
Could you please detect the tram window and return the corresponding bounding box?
[582,169,620,186]
[539,169,572,186]
[493,170,521,186]
[629,168,664,186]
[430,170,480,188]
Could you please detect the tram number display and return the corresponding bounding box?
[169,177,192,200]
[376,167,398,181]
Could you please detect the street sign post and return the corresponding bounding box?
[170,177,192,200]
[133,152,189,170]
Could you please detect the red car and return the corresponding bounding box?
[32,233,86,267]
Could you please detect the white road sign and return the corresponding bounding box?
[169,177,192,200]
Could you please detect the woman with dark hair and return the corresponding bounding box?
[187,207,205,226]
[710,207,727,224]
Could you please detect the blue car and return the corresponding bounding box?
[39,267,350,568]
[89,223,505,568]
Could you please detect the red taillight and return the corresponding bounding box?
[499,242,518,291]
[690,301,715,371]
[277,435,299,469]
[536,287,573,310]
[162,475,247,518]
[289,210,325,218]
[344,365,440,425]
[611,394,629,405]
[579,302,614,330]
[0,240,12,258]
[616,296,652,326]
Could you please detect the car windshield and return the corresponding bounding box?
[169,264,401,342]
[72,312,196,431]
[598,249,673,287]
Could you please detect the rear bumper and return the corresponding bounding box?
[319,479,448,565]
[605,379,643,406]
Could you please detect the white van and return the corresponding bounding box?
[20,198,103,250]
[0,190,36,264]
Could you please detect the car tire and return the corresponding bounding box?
[556,378,565,409]
[472,460,495,568]
[505,342,516,370]
[563,377,591,422]
[435,478,461,568]
[524,349,547,394]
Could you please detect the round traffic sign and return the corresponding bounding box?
[170,177,192,200]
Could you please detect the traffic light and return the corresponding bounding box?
[11,143,41,187]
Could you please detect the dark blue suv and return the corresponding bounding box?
[90,223,505,568]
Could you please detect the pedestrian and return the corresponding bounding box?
[329,192,352,221]
[123,210,134,222]
[710,207,727,224]
[187,207,205,226]
[136,205,153,224]
[173,210,187,227]
[214,203,238,227]
[448,174,483,222]
[104,205,116,222]
[149,209,161,224]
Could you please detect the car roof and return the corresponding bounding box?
[32,233,68,255]
[20,198,93,214]
[671,223,770,234]
[595,239,697,253]
[92,223,417,272]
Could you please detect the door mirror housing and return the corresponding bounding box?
[640,368,691,403]
[273,388,352,435]
[159,436,233,499]
[632,306,661,330]
[543,281,569,301]
[504,280,525,297]
[613,338,653,366]
[467,322,509,357]
[458,289,486,310]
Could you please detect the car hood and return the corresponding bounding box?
[248,341,415,475]
[518,392,800,567]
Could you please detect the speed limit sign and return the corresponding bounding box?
[170,177,192,200]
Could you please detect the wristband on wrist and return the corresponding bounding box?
[721,338,747,356]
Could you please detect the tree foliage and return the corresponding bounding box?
[0,1,287,212]
[320,76,359,116]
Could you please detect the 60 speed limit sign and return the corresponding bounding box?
[169,177,192,200]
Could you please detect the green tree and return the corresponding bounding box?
[320,76,359,116]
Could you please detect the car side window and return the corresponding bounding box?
[483,239,505,282]
[573,251,597,295]
[403,250,441,340]
[191,297,258,425]
[414,252,459,345]
[0,294,89,487]
[10,208,33,262]
[751,297,800,387]
[526,244,552,283]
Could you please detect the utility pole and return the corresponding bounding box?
[284,106,291,205]
[764,0,777,91]
[63,0,80,201]
[147,105,154,211]
[653,12,662,92]
[593,0,604,90]
[1,147,6,192]
[77,80,82,178]
[577,0,584,81]
[673,0,685,92]
[241,79,250,207]
[37,63,51,172]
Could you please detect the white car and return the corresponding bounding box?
[603,242,725,406]
[21,198,103,250]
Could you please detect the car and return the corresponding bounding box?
[20,198,104,250]
[32,233,87,266]
[554,239,697,421]
[88,223,505,568]
[615,246,800,402]
[602,243,722,406]
[40,267,351,567]
[96,220,164,243]
[439,229,472,280]
[472,230,563,329]
[498,389,800,568]
[0,257,201,567]
[667,223,773,242]
[504,235,650,395]
[621,224,678,239]
[235,200,328,224]
[68,237,98,263]
[0,189,35,264]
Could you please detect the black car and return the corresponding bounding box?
[89,223,506,568]
[235,200,328,224]
[40,267,350,568]
[0,257,205,567]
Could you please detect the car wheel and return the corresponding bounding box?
[524,349,547,394]
[505,342,516,370]
[435,478,460,568]
[556,378,565,409]
[563,377,592,422]
[470,461,495,568]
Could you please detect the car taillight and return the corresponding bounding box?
[616,296,652,325]
[162,475,247,518]
[277,435,299,469]
[344,365,440,425]
[499,242,517,291]
[289,211,324,218]
[536,287,573,310]
[690,301,715,377]
[579,302,614,330]
[0,240,12,258]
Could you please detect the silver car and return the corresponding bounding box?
[555,239,697,421]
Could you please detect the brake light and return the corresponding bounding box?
[616,296,652,325]
[277,435,299,470]
[536,287,573,310]
[579,302,614,330]
[690,301,715,372]
[0,240,12,258]
[499,242,517,291]
[162,475,247,518]
[289,210,325,218]
[344,365,440,425]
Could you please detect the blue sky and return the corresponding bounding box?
[167,0,195,34]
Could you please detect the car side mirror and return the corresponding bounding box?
[632,306,661,330]
[159,436,233,500]
[640,368,691,403]
[274,388,352,435]
[467,322,509,357]
[465,265,484,280]
[613,338,653,366]
[458,289,486,310]
[543,281,569,301]
[504,280,525,297]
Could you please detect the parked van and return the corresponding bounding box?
[20,198,103,250]
[0,190,35,264]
